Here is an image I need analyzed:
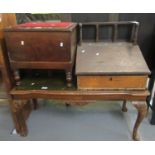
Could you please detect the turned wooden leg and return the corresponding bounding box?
[11,99,31,137]
[13,70,21,85]
[66,71,72,88]
[32,98,39,110]
[122,100,128,112]
[132,101,147,141]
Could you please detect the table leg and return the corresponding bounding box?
[132,101,147,140]
[66,71,72,88]
[13,70,21,85]
[11,99,31,137]
[32,98,39,110]
[65,102,71,107]
[65,100,91,106]
[122,100,128,112]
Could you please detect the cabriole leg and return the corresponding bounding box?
[132,101,147,141]
[11,99,31,137]
[32,98,39,110]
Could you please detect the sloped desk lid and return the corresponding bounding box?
[76,42,150,75]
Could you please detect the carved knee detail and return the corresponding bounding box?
[12,100,28,113]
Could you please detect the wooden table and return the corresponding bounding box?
[1,21,151,140]
[2,69,150,141]
[10,80,149,141]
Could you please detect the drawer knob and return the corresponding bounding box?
[60,42,64,47]
[21,40,24,45]
[109,77,113,81]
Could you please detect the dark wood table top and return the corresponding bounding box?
[76,42,150,75]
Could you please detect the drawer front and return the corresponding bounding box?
[5,31,71,62]
[77,75,148,90]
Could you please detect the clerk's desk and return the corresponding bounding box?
[2,21,150,140]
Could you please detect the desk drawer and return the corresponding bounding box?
[77,75,148,90]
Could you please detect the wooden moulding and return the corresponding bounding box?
[10,61,73,70]
[10,89,149,101]
[77,75,148,90]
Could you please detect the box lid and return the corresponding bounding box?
[76,42,151,76]
[4,22,76,32]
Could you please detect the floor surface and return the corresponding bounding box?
[0,100,154,141]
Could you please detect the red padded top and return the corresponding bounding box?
[15,22,73,28]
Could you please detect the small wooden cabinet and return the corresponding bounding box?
[76,42,150,90]
[76,22,150,91]
[4,22,77,87]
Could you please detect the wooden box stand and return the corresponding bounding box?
[4,22,77,87]
[2,21,150,140]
